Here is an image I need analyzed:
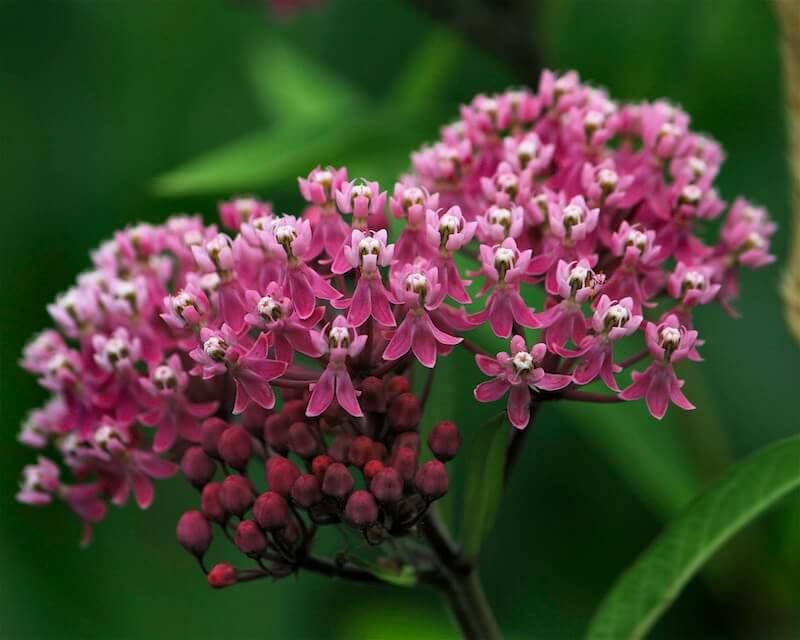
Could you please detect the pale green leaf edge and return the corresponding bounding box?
[586,435,800,640]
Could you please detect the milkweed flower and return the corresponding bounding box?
[474,336,571,429]
[13,70,772,591]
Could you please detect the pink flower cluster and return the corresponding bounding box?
[17,71,773,572]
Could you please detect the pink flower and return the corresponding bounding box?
[298,165,348,205]
[139,354,218,453]
[424,206,476,304]
[474,336,571,429]
[572,296,642,390]
[620,314,698,419]
[602,222,664,311]
[476,204,525,243]
[383,263,462,367]
[390,183,439,264]
[161,282,210,330]
[306,316,367,417]
[332,229,397,327]
[219,197,271,231]
[243,283,324,362]
[335,179,387,230]
[470,239,539,338]
[535,260,603,356]
[189,326,287,414]
[91,328,144,426]
[580,160,634,209]
[667,262,721,308]
[191,233,247,331]
[502,132,553,176]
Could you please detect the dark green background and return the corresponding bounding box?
[1,1,797,638]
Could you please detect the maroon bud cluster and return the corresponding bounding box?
[174,380,462,588]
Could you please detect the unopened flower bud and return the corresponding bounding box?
[328,433,354,462]
[291,474,322,507]
[235,520,267,556]
[266,456,301,497]
[218,426,253,471]
[219,475,253,516]
[345,490,378,526]
[360,377,387,412]
[322,462,354,498]
[181,446,217,488]
[282,399,308,424]
[176,511,212,556]
[389,393,421,432]
[363,459,385,484]
[415,460,448,500]
[372,442,388,462]
[393,432,420,455]
[288,422,319,459]
[348,436,376,468]
[264,414,290,452]
[311,454,333,480]
[391,446,418,482]
[201,482,226,523]
[427,421,461,462]
[201,418,228,459]
[208,562,237,589]
[253,491,289,529]
[370,467,403,502]
[385,376,410,398]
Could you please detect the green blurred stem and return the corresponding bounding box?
[441,570,502,640]
[422,510,502,638]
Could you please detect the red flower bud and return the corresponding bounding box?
[241,404,271,437]
[389,392,420,432]
[427,420,461,462]
[201,418,228,459]
[264,414,290,452]
[288,421,319,459]
[253,491,289,529]
[235,519,268,556]
[208,562,237,589]
[345,490,378,526]
[218,426,253,470]
[219,475,253,516]
[386,376,410,398]
[266,456,301,497]
[392,432,420,455]
[391,446,418,482]
[201,482,226,523]
[322,462,354,498]
[176,510,212,556]
[372,441,388,462]
[291,474,322,507]
[363,459,384,484]
[348,435,376,468]
[282,399,308,424]
[311,454,333,480]
[415,460,448,500]
[360,376,387,412]
[328,433,354,462]
[370,467,403,502]
[181,446,217,488]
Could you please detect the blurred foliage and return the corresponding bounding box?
[1,0,798,639]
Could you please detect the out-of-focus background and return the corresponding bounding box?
[1,1,797,638]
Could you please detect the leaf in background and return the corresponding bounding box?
[586,435,800,640]
[460,412,508,558]
[389,26,461,118]
[349,558,418,588]
[245,38,364,122]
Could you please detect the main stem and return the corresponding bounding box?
[423,510,503,639]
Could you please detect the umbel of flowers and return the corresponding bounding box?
[17,70,774,590]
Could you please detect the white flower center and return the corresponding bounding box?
[494,247,516,271]
[153,365,177,390]
[439,214,459,235]
[568,265,591,290]
[358,236,381,257]
[563,204,583,227]
[683,271,705,291]
[680,185,702,205]
[598,169,618,192]
[104,337,130,365]
[584,110,604,130]
[275,224,296,244]
[626,229,648,252]
[402,187,425,208]
[203,336,228,362]
[659,326,682,351]
[328,326,350,349]
[497,173,518,193]
[512,351,534,373]
[405,272,428,294]
[313,170,332,186]
[605,304,630,329]
[257,295,282,321]
[688,157,707,178]
[488,207,512,228]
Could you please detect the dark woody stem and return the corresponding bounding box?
[422,509,502,640]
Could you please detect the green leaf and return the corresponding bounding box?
[245,39,364,122]
[586,436,800,640]
[460,412,508,558]
[350,558,418,588]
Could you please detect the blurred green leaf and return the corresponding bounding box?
[245,38,364,122]
[586,435,800,640]
[350,558,418,588]
[460,412,508,558]
[389,27,461,118]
